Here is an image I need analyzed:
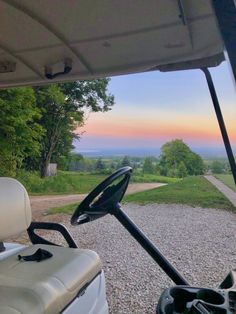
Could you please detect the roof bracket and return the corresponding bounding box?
[45,58,72,80]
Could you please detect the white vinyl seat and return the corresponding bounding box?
[0,178,102,314]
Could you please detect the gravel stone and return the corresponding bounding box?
[48,204,236,313]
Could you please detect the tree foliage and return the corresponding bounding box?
[211,160,225,174]
[159,139,204,178]
[95,158,105,171]
[121,156,131,167]
[32,79,114,177]
[0,79,114,177]
[0,88,43,176]
[143,157,154,174]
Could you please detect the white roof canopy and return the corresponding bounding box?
[0,0,224,88]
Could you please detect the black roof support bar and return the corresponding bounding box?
[201,68,236,186]
[212,0,236,84]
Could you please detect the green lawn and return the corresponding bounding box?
[125,176,235,211]
[48,203,79,215]
[48,176,235,215]
[131,173,179,184]
[17,170,107,195]
[215,174,236,192]
[16,170,175,195]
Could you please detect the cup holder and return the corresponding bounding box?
[170,288,195,312]
[196,289,225,305]
[169,287,225,312]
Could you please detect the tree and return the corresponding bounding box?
[159,139,204,177]
[177,161,188,178]
[121,156,131,167]
[95,158,105,171]
[0,88,43,176]
[143,157,154,174]
[57,153,84,171]
[186,152,205,175]
[33,79,114,177]
[211,160,224,174]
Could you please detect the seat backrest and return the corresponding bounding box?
[0,178,31,241]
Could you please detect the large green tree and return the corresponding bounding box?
[33,79,114,177]
[0,88,43,176]
[159,139,204,177]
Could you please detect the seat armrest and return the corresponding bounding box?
[27,222,78,248]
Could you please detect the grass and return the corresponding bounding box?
[17,170,107,195]
[215,174,236,192]
[48,203,78,215]
[125,176,235,211]
[16,170,176,195]
[48,176,235,215]
[131,173,179,184]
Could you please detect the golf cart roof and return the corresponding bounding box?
[0,0,224,88]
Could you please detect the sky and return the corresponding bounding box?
[75,61,236,156]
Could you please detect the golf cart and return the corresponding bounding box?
[0,1,236,313]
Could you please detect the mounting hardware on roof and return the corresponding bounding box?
[0,242,5,253]
[45,58,72,80]
[0,61,16,73]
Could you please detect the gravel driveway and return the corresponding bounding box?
[46,203,236,314]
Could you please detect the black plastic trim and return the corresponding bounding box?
[201,67,236,185]
[212,0,236,84]
[27,221,78,248]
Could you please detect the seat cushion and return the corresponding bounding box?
[0,244,102,314]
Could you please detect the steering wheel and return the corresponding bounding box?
[71,167,132,225]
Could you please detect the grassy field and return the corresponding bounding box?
[17,170,175,195]
[17,171,107,195]
[131,173,179,184]
[48,176,235,215]
[48,203,79,215]
[215,174,236,192]
[125,176,235,210]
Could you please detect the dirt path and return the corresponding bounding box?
[8,182,165,244]
[204,175,236,207]
[30,183,166,219]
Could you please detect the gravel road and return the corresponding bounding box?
[47,203,236,314]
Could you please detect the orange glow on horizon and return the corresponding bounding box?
[75,110,236,144]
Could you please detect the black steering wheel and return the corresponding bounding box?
[71,167,132,225]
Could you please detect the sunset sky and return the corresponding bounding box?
[75,61,236,155]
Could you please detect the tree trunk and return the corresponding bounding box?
[40,121,61,178]
[40,150,53,178]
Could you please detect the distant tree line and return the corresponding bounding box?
[61,139,206,178]
[208,160,231,174]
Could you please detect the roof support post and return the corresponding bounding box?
[201,68,236,185]
[212,0,236,84]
